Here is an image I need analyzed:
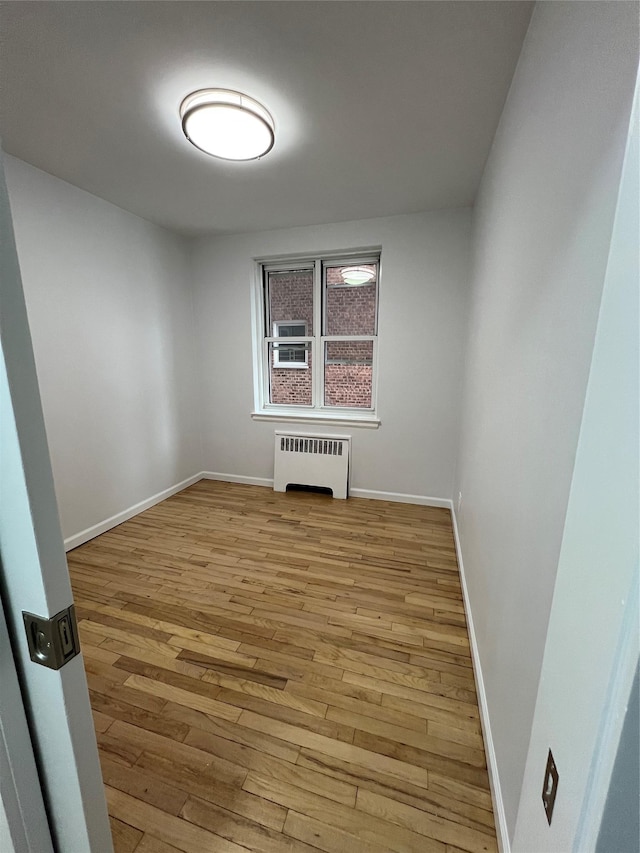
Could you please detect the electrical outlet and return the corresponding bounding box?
[457,491,463,512]
[542,749,559,825]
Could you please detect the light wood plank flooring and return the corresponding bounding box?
[68,480,496,853]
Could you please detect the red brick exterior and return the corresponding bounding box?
[268,266,376,408]
[268,271,314,334]
[268,271,314,405]
[324,363,372,407]
[325,265,376,336]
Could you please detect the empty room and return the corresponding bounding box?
[0,2,637,853]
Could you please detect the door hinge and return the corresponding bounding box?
[22,604,81,670]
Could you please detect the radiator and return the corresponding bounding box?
[273,431,351,499]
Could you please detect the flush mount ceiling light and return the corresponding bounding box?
[180,89,275,161]
[340,266,376,286]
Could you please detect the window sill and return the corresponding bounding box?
[273,363,309,370]
[251,410,380,429]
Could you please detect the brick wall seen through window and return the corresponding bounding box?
[268,266,376,408]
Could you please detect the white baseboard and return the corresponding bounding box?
[63,471,451,551]
[200,471,273,488]
[349,488,451,508]
[200,471,453,509]
[451,508,510,853]
[63,473,202,551]
[199,477,450,508]
[200,480,452,509]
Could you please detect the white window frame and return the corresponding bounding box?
[251,250,381,428]
[272,321,309,368]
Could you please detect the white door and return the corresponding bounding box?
[0,147,113,851]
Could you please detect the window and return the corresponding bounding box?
[273,322,308,367]
[252,252,380,426]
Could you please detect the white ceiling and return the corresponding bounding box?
[0,1,533,237]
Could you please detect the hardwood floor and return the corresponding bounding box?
[68,480,497,853]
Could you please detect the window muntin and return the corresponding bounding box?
[257,253,379,418]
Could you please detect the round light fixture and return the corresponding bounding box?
[180,89,275,161]
[340,266,376,286]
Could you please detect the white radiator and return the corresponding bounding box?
[273,431,351,499]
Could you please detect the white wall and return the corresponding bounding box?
[191,209,471,500]
[513,72,639,852]
[453,1,638,843]
[4,156,201,542]
[4,161,469,535]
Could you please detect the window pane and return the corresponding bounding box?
[269,342,312,405]
[324,263,377,335]
[324,341,373,408]
[277,323,306,338]
[267,270,314,336]
[276,344,307,363]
